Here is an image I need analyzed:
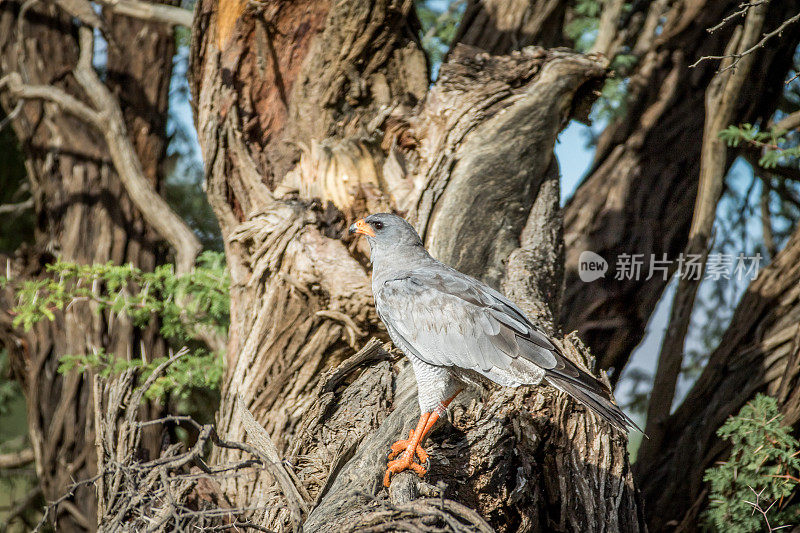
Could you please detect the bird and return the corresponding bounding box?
[348,213,641,487]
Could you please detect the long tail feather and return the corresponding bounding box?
[545,363,643,434]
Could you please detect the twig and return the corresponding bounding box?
[0,448,35,469]
[707,1,768,34]
[94,0,192,27]
[691,8,800,70]
[0,198,34,215]
[33,474,102,532]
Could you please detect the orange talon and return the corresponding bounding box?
[383,391,462,488]
[388,430,429,463]
[383,412,436,487]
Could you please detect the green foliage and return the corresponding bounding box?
[566,0,600,52]
[703,394,800,532]
[9,251,229,342]
[719,123,800,169]
[5,252,229,400]
[57,348,224,401]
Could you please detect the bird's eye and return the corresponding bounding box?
[372,221,384,230]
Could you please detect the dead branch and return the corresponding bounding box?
[774,109,800,132]
[0,198,33,215]
[691,4,800,69]
[84,349,294,532]
[95,0,192,27]
[0,447,34,469]
[0,24,202,273]
[236,395,308,530]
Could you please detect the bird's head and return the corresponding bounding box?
[348,213,423,252]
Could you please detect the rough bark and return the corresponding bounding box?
[191,1,642,530]
[453,0,570,53]
[640,0,769,459]
[634,222,800,531]
[561,0,800,380]
[0,1,177,529]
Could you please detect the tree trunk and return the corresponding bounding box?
[561,0,800,380]
[0,2,177,529]
[453,0,570,53]
[634,221,800,531]
[191,1,642,531]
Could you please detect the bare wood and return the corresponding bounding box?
[0,0,183,527]
[191,0,638,521]
[639,0,769,464]
[73,27,201,274]
[774,109,800,132]
[0,27,201,274]
[0,198,33,215]
[95,0,192,27]
[235,394,307,529]
[690,9,800,69]
[0,447,35,468]
[591,0,626,57]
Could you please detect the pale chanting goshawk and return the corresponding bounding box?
[349,213,640,487]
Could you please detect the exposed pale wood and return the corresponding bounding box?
[0,448,35,468]
[95,0,192,27]
[0,0,180,528]
[191,0,640,523]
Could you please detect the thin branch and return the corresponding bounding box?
[95,0,193,27]
[0,72,102,125]
[691,9,800,70]
[0,448,35,469]
[0,198,34,215]
[707,1,768,34]
[774,109,800,132]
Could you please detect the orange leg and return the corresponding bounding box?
[383,390,462,487]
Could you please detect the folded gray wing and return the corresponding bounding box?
[375,268,560,378]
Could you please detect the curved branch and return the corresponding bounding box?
[1,27,202,273]
[73,27,201,272]
[95,0,193,27]
[0,448,35,469]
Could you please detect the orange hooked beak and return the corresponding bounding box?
[348,218,376,237]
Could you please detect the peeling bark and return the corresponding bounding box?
[0,1,177,529]
[191,0,641,529]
